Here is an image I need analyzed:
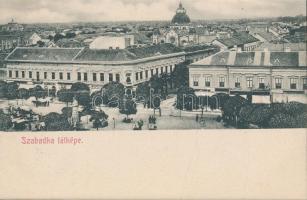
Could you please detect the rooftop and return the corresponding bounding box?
[190,51,306,68]
[5,43,184,63]
[255,42,307,51]
[215,32,259,47]
[6,48,83,62]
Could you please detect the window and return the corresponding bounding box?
[160,67,163,74]
[9,70,12,78]
[205,77,211,87]
[93,73,97,82]
[151,69,154,76]
[247,77,253,88]
[140,72,143,80]
[109,73,113,82]
[170,65,173,73]
[135,72,139,81]
[165,66,168,74]
[275,78,282,89]
[84,73,88,81]
[219,77,225,88]
[78,72,81,81]
[156,68,159,75]
[52,72,55,80]
[116,74,120,82]
[44,72,47,79]
[100,73,104,81]
[303,78,307,90]
[36,72,40,81]
[59,72,63,80]
[145,70,148,79]
[193,76,199,86]
[126,73,132,84]
[235,77,240,88]
[22,71,25,78]
[258,77,265,89]
[15,71,19,78]
[290,78,297,89]
[67,73,71,80]
[29,71,32,79]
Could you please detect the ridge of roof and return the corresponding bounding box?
[190,50,307,68]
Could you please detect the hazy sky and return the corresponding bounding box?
[0,0,306,23]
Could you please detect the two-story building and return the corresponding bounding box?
[5,44,185,91]
[189,51,307,103]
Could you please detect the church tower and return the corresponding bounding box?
[171,1,191,30]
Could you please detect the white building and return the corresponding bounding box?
[90,35,134,50]
[5,44,185,91]
[189,51,307,104]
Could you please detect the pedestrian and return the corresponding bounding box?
[196,114,199,122]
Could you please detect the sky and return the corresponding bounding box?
[0,0,306,24]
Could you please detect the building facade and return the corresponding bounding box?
[5,44,185,91]
[189,51,307,103]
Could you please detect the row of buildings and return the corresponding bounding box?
[5,43,217,91]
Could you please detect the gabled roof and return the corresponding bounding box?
[190,51,307,68]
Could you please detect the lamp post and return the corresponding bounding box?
[113,118,115,129]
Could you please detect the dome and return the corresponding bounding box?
[171,2,191,24]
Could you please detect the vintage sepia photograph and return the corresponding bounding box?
[0,0,306,132]
[0,0,306,199]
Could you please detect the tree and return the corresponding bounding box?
[61,107,73,118]
[160,73,170,95]
[295,113,307,128]
[0,81,7,99]
[149,75,163,94]
[57,89,73,106]
[0,110,12,131]
[71,82,90,92]
[91,91,103,107]
[29,85,47,99]
[176,86,197,111]
[119,98,137,120]
[102,82,125,107]
[268,113,297,128]
[43,112,71,131]
[136,82,150,105]
[248,105,272,128]
[70,82,91,108]
[6,82,19,99]
[77,93,91,108]
[18,88,30,100]
[89,110,109,129]
[214,93,230,109]
[171,61,189,88]
[49,86,57,97]
[222,95,248,126]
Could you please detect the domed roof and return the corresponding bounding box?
[171,2,191,24]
